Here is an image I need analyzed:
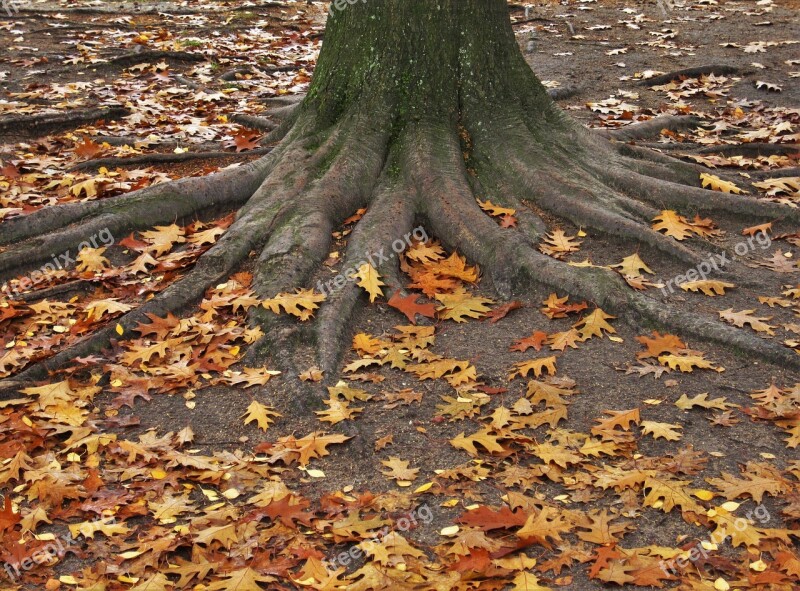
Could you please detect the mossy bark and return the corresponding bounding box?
[306,0,566,131]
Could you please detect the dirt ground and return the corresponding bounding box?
[0,1,799,590]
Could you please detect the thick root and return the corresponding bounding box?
[490,138,709,268]
[637,65,740,86]
[413,123,519,298]
[697,143,800,158]
[229,114,278,132]
[0,105,129,142]
[316,173,416,373]
[601,166,800,224]
[0,119,337,395]
[0,156,274,280]
[597,115,702,142]
[243,112,393,406]
[0,202,277,397]
[69,147,272,172]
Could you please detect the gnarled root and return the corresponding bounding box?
[3,94,800,401]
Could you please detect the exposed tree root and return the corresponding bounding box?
[597,115,703,142]
[3,53,800,402]
[104,50,205,68]
[750,167,800,178]
[15,279,94,303]
[0,127,324,397]
[697,142,800,158]
[0,105,129,142]
[637,65,741,86]
[230,114,278,132]
[0,155,274,278]
[69,146,272,172]
[600,166,800,224]
[315,169,417,373]
[546,87,579,101]
[475,120,711,268]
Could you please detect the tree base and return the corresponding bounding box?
[1,91,799,400]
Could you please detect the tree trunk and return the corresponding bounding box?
[309,0,564,130]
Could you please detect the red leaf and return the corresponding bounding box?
[74,137,103,159]
[119,233,150,251]
[456,505,527,531]
[589,545,621,579]
[449,548,492,573]
[510,331,548,352]
[0,162,20,179]
[0,496,21,532]
[484,300,523,323]
[499,214,517,228]
[226,128,263,152]
[388,291,436,324]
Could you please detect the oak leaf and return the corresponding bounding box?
[435,288,494,322]
[511,331,548,352]
[516,507,572,549]
[680,280,735,296]
[539,230,582,258]
[352,263,385,302]
[613,253,653,277]
[242,400,281,431]
[262,288,326,321]
[719,308,776,335]
[640,420,683,441]
[675,393,736,411]
[700,172,746,194]
[140,223,186,256]
[387,291,435,323]
[509,356,557,380]
[205,567,276,591]
[380,457,419,484]
[574,309,616,340]
[477,198,515,217]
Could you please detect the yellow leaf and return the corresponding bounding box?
[76,247,110,272]
[241,400,281,431]
[640,420,683,441]
[694,489,715,501]
[352,263,385,302]
[701,173,746,194]
[477,198,516,217]
[680,280,735,296]
[539,230,582,259]
[613,253,653,277]
[509,356,557,380]
[262,288,326,321]
[435,288,494,322]
[140,223,186,257]
[573,309,616,340]
[413,482,434,494]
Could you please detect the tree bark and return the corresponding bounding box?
[308,0,567,131]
